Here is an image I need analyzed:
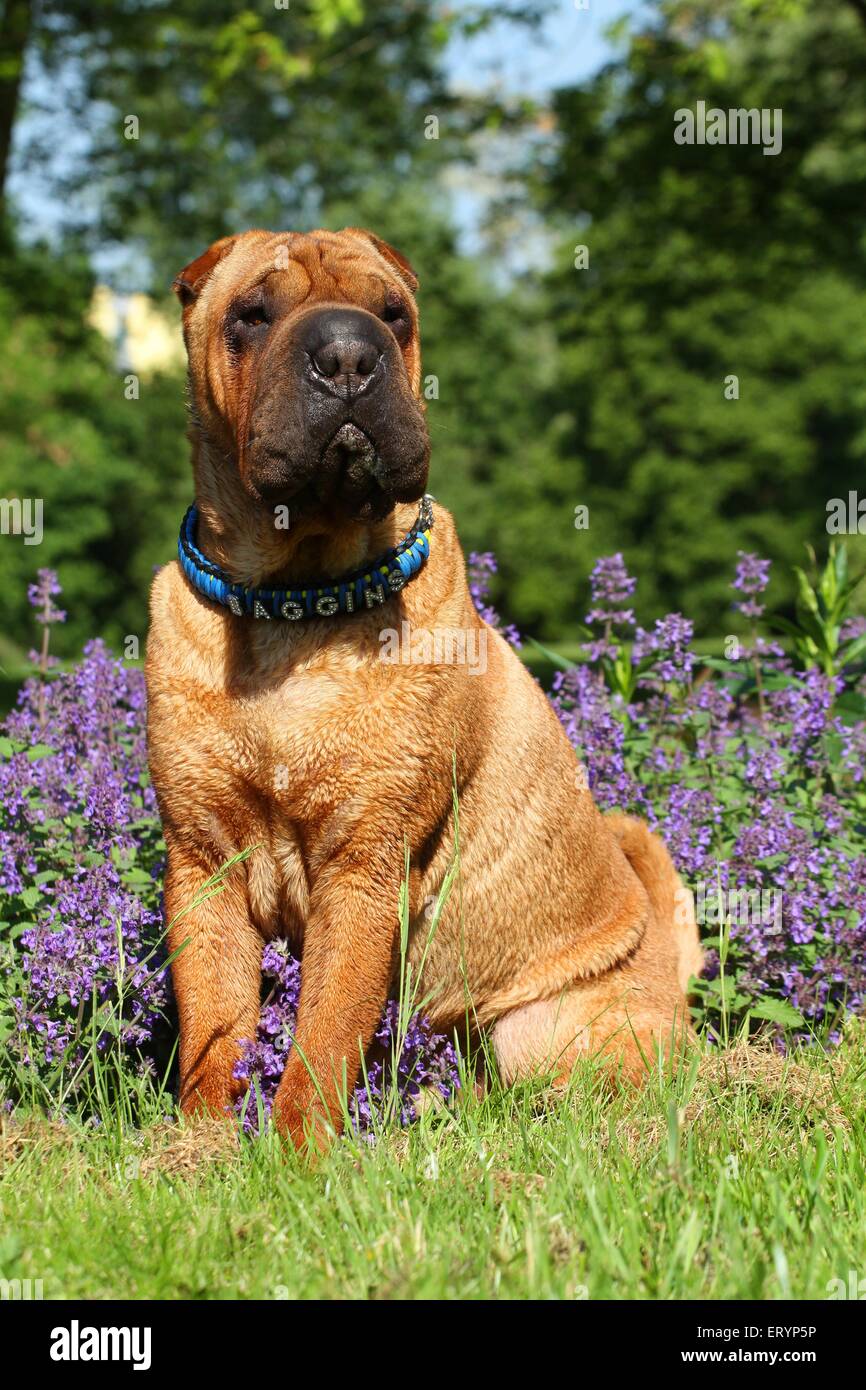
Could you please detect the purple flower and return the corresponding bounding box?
[732,551,772,620]
[233,941,460,1135]
[841,616,866,643]
[27,568,66,625]
[585,552,637,628]
[633,612,694,686]
[4,542,866,1112]
[1,639,166,1083]
[468,552,521,647]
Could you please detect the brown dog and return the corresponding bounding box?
[145,228,702,1150]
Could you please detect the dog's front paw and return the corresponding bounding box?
[273,1063,339,1157]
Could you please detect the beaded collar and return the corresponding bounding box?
[177,495,434,620]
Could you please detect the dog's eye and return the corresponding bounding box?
[226,301,270,352]
[381,292,409,342]
[237,305,268,329]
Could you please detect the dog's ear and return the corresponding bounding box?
[343,229,419,295]
[172,236,238,308]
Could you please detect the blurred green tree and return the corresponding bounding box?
[518,0,866,637]
[2,0,865,663]
[0,229,188,661]
[5,0,543,287]
[0,1,548,662]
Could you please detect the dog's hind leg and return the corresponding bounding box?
[491,976,692,1088]
[492,818,701,1088]
[605,814,704,996]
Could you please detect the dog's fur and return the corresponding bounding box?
[146,228,703,1150]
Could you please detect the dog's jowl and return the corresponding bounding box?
[145,228,703,1151]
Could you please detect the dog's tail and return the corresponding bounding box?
[607,813,704,993]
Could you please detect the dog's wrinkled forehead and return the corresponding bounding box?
[181,228,417,328]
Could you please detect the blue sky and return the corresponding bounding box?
[444,2,638,266]
[447,0,633,97]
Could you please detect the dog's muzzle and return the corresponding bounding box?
[243,305,430,521]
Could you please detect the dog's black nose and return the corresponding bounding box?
[312,335,379,381]
[303,308,388,396]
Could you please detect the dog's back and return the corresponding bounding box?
[608,814,704,996]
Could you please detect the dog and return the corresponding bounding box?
[145,228,703,1150]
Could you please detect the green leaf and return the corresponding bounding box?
[833,541,849,592]
[524,635,577,671]
[793,566,820,616]
[839,634,866,668]
[25,743,56,762]
[835,690,866,720]
[794,605,829,654]
[122,867,156,887]
[748,997,805,1028]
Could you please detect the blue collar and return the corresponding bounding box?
[178,496,434,620]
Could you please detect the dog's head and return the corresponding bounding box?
[173,228,430,524]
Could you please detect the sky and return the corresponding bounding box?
[445,1,637,265]
[447,0,633,97]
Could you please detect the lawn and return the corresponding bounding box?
[2,1036,865,1301]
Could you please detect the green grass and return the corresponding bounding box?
[2,1033,865,1300]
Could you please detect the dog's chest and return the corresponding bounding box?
[211,664,392,937]
[240,665,375,814]
[149,575,443,938]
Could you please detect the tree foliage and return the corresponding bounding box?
[0,229,188,659]
[1,0,865,660]
[518,0,866,635]
[15,0,543,286]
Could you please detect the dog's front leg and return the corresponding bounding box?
[273,859,398,1153]
[165,840,263,1119]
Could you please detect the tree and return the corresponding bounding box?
[7,0,545,288]
[519,0,866,637]
[0,0,554,671]
[0,0,32,206]
[0,227,188,660]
